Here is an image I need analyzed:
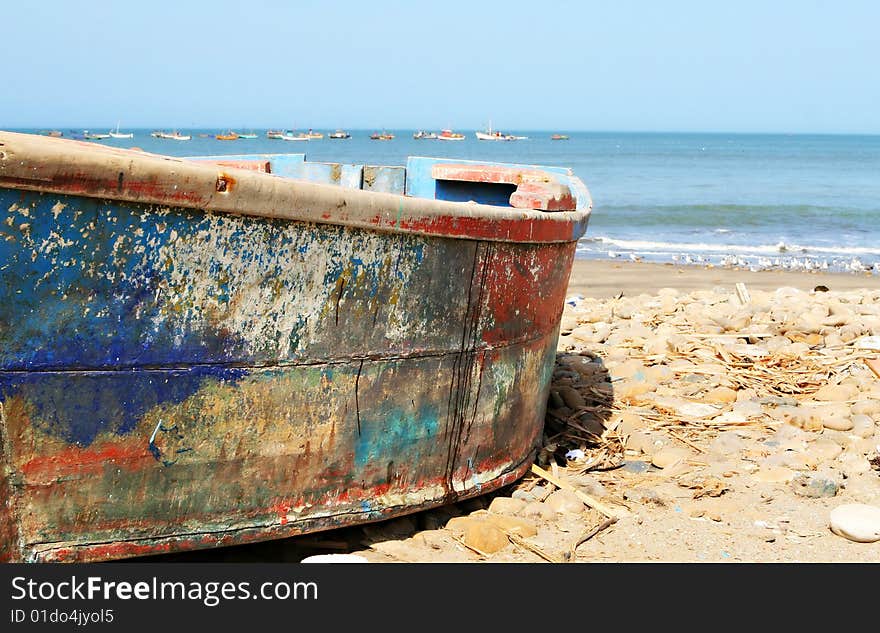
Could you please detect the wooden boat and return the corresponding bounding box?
[0,131,592,562]
[370,132,394,140]
[437,129,465,141]
[266,130,285,139]
[304,130,323,139]
[328,130,351,139]
[216,131,240,141]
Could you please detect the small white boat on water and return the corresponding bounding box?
[280,131,310,141]
[475,121,516,141]
[155,131,191,141]
[109,122,134,139]
[83,131,111,140]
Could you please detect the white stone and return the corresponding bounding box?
[851,414,876,439]
[300,554,370,563]
[829,504,880,543]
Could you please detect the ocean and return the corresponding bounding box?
[15,128,880,275]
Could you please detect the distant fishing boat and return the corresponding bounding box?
[437,129,465,141]
[370,132,394,140]
[216,131,240,141]
[551,134,569,140]
[304,129,323,139]
[154,131,191,141]
[475,121,515,141]
[109,122,134,139]
[237,133,258,139]
[266,130,285,139]
[413,131,438,140]
[280,131,310,141]
[328,130,351,139]
[83,131,110,140]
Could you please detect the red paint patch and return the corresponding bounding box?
[20,442,153,481]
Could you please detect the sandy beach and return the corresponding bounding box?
[566,259,880,299]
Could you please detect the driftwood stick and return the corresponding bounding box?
[530,464,629,519]
[667,430,706,453]
[506,532,561,563]
[569,517,618,560]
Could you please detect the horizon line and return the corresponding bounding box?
[3,126,880,138]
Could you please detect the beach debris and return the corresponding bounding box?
[735,282,751,305]
[565,448,587,461]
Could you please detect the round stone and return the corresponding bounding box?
[544,489,585,514]
[829,504,880,543]
[651,446,693,469]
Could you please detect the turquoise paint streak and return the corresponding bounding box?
[354,405,441,470]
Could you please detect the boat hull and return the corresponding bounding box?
[0,133,589,562]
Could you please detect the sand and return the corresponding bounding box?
[566,259,880,299]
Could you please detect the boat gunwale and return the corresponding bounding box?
[0,131,591,245]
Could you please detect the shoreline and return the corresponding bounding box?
[566,258,880,299]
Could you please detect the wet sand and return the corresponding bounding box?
[566,259,880,299]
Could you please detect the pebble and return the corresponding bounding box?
[557,385,586,410]
[300,553,369,563]
[520,501,557,520]
[829,504,880,543]
[544,489,585,514]
[485,514,538,538]
[488,497,527,515]
[463,520,510,554]
[791,473,840,498]
[445,516,479,536]
[621,460,652,473]
[753,466,796,483]
[702,386,738,404]
[570,473,609,498]
[625,430,666,455]
[850,414,875,439]
[851,400,880,417]
[651,446,693,469]
[708,431,747,456]
[812,383,858,402]
[837,451,871,477]
[804,439,844,464]
[511,489,538,502]
[616,411,648,435]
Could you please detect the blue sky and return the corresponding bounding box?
[4,0,878,133]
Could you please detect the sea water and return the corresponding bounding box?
[16,129,880,274]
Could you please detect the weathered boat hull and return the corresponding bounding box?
[0,132,590,561]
